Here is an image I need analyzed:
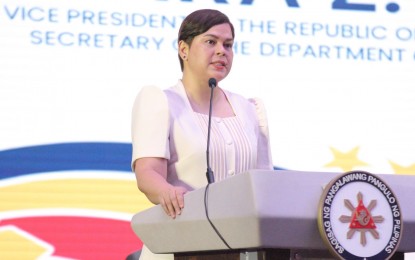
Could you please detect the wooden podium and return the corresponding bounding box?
[131,170,415,259]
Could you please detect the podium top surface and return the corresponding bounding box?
[131,170,415,254]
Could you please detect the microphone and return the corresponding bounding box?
[206,77,216,184]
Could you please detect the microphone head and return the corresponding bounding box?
[208,78,217,88]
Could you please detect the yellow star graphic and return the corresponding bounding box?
[389,161,415,175]
[0,228,49,259]
[325,146,368,172]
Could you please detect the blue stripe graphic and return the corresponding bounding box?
[0,142,132,179]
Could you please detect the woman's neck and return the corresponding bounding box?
[181,78,234,117]
[182,77,213,108]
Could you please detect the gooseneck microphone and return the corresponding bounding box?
[203,77,232,249]
[206,77,216,184]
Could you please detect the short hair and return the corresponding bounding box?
[178,9,235,71]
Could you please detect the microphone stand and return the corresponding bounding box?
[206,78,216,184]
[204,77,232,249]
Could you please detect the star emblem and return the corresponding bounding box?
[325,146,368,172]
[389,161,415,175]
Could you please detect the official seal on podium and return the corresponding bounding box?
[318,171,403,259]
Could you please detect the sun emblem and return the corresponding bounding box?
[339,192,385,246]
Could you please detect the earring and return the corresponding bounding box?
[183,55,186,60]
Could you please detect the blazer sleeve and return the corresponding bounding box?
[131,86,170,170]
[249,97,273,170]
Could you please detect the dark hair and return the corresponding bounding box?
[178,9,235,71]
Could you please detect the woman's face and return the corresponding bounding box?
[182,23,234,83]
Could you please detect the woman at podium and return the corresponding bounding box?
[131,8,273,260]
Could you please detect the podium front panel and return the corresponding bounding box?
[131,170,415,254]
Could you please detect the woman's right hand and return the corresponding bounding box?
[158,185,188,218]
[134,157,188,219]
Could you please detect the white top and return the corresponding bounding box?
[132,80,273,189]
[131,80,273,259]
